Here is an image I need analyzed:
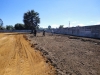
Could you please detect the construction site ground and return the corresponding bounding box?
[26,32,100,75]
[0,33,56,75]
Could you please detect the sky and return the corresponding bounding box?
[0,0,100,28]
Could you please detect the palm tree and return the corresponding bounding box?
[23,10,40,35]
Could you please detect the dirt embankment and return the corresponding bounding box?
[0,33,56,75]
[26,33,100,75]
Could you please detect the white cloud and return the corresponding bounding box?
[93,22,100,25]
[72,21,77,23]
[95,22,100,25]
[70,24,75,27]
[69,24,85,27]
[50,24,67,28]
[51,24,59,28]
[77,24,85,26]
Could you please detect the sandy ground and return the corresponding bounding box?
[26,32,100,75]
[0,33,56,75]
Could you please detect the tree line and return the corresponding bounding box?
[0,9,64,32]
[0,23,26,30]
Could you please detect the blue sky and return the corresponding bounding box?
[0,0,100,28]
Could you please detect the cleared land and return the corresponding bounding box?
[26,33,100,75]
[0,33,56,75]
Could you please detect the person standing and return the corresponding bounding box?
[43,29,45,36]
[51,30,54,35]
[34,29,37,36]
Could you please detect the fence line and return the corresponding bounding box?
[46,25,100,39]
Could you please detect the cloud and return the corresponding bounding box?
[95,22,100,25]
[51,24,59,28]
[50,24,67,28]
[70,24,75,27]
[70,24,85,27]
[77,24,85,26]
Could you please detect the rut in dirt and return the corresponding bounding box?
[0,33,56,75]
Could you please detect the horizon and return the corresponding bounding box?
[0,0,100,28]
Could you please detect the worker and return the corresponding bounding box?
[34,29,37,36]
[51,30,54,35]
[43,29,45,36]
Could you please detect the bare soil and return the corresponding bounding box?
[26,32,100,75]
[0,33,56,75]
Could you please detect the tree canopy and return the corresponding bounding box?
[14,23,25,30]
[48,25,51,29]
[6,25,14,30]
[0,19,3,27]
[0,19,3,30]
[59,25,64,29]
[23,10,40,31]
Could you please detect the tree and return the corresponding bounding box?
[6,25,14,30]
[0,26,6,30]
[48,25,51,29]
[0,19,3,30]
[14,23,25,30]
[59,25,64,29]
[36,25,40,30]
[23,10,40,36]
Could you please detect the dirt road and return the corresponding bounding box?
[0,33,56,75]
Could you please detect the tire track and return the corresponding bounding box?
[0,33,56,75]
